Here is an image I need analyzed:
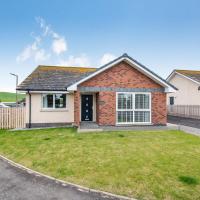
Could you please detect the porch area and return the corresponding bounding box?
[78,122,178,133]
[74,89,116,127]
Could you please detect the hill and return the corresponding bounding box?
[0,92,25,102]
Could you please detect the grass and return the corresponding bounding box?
[0,128,200,199]
[0,92,25,102]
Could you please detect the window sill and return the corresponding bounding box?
[40,108,69,112]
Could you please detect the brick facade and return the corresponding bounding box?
[74,91,80,126]
[74,61,167,126]
[96,91,116,125]
[152,92,167,125]
[81,61,162,89]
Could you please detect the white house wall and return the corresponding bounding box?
[167,73,200,105]
[26,93,74,124]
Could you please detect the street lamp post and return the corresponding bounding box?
[10,73,18,107]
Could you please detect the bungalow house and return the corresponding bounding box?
[167,70,200,105]
[17,54,176,128]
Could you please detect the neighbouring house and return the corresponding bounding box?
[17,53,176,128]
[167,70,200,105]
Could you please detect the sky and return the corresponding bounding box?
[0,0,200,92]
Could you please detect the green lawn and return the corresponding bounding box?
[0,128,200,200]
[0,92,25,102]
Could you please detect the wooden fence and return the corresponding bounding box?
[0,107,26,129]
[168,105,200,119]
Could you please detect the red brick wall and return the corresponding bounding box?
[80,61,162,89]
[74,91,80,126]
[152,92,167,125]
[97,91,116,125]
[76,61,167,126]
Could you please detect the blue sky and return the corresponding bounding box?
[0,0,200,92]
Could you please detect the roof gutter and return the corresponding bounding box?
[17,89,70,94]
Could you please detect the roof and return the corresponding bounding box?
[67,53,177,92]
[167,69,200,85]
[17,53,176,92]
[17,66,97,91]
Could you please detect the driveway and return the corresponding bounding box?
[168,115,200,129]
[0,158,119,200]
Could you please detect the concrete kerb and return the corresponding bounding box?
[167,122,200,137]
[178,125,200,137]
[9,125,73,131]
[0,154,135,200]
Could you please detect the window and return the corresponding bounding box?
[135,94,149,109]
[169,97,174,105]
[118,93,132,109]
[135,111,150,122]
[43,94,53,108]
[117,111,133,123]
[42,94,66,109]
[117,93,151,124]
[55,94,66,108]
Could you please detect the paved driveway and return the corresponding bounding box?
[0,158,118,200]
[168,115,200,129]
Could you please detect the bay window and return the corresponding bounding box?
[117,93,151,124]
[42,94,66,109]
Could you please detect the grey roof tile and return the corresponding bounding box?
[17,66,97,91]
[175,70,200,84]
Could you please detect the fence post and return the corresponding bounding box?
[0,107,26,129]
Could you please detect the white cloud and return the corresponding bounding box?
[37,16,68,55]
[36,17,60,39]
[35,49,50,62]
[16,36,42,62]
[100,53,116,66]
[58,55,90,67]
[16,17,68,63]
[36,17,51,37]
[16,36,50,63]
[17,45,50,63]
[52,37,67,55]
[16,45,32,62]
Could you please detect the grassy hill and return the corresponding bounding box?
[0,92,25,102]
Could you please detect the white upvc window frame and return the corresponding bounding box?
[41,93,67,110]
[116,92,152,125]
